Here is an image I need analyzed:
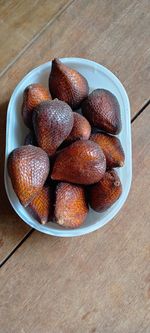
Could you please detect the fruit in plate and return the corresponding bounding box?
[22,83,51,129]
[8,145,50,207]
[90,132,125,169]
[33,99,74,156]
[49,58,89,109]
[82,89,122,134]
[51,140,106,185]
[28,185,54,224]
[24,131,37,146]
[88,170,122,212]
[55,182,88,228]
[65,112,91,143]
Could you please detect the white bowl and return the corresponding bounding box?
[4,58,132,237]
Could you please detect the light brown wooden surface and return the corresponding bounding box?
[0,0,150,263]
[0,1,150,330]
[0,109,150,332]
[0,0,73,263]
[0,0,72,74]
[0,0,150,109]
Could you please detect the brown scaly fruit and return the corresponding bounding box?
[49,58,89,109]
[24,131,37,146]
[51,140,106,185]
[8,145,50,207]
[28,185,54,224]
[89,170,122,212]
[22,83,51,129]
[65,112,91,143]
[55,182,88,228]
[82,89,122,134]
[33,99,74,156]
[90,132,125,169]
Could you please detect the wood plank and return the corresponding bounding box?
[0,0,150,262]
[0,0,72,74]
[0,109,149,332]
[0,0,149,111]
[0,0,73,264]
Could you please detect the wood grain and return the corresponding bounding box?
[0,109,150,332]
[0,0,150,262]
[0,0,73,263]
[0,0,72,74]
[0,0,149,110]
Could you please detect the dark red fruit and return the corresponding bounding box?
[65,112,91,143]
[28,185,54,224]
[89,170,122,212]
[49,58,89,109]
[90,132,125,169]
[55,182,88,228]
[82,89,122,134]
[33,99,74,156]
[8,145,50,206]
[51,140,106,185]
[22,83,51,129]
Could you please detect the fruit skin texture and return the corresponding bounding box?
[33,99,74,156]
[90,132,125,169]
[28,185,54,224]
[65,112,91,143]
[24,131,37,146]
[8,145,50,207]
[55,182,88,228]
[51,140,106,185]
[89,170,122,212]
[22,83,51,129]
[49,58,89,109]
[82,89,122,134]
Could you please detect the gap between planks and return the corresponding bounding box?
[1,99,150,268]
[131,99,150,123]
[0,0,75,79]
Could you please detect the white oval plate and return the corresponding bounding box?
[4,58,132,237]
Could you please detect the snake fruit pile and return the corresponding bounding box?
[8,58,125,228]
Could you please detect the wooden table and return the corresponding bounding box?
[0,1,150,332]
